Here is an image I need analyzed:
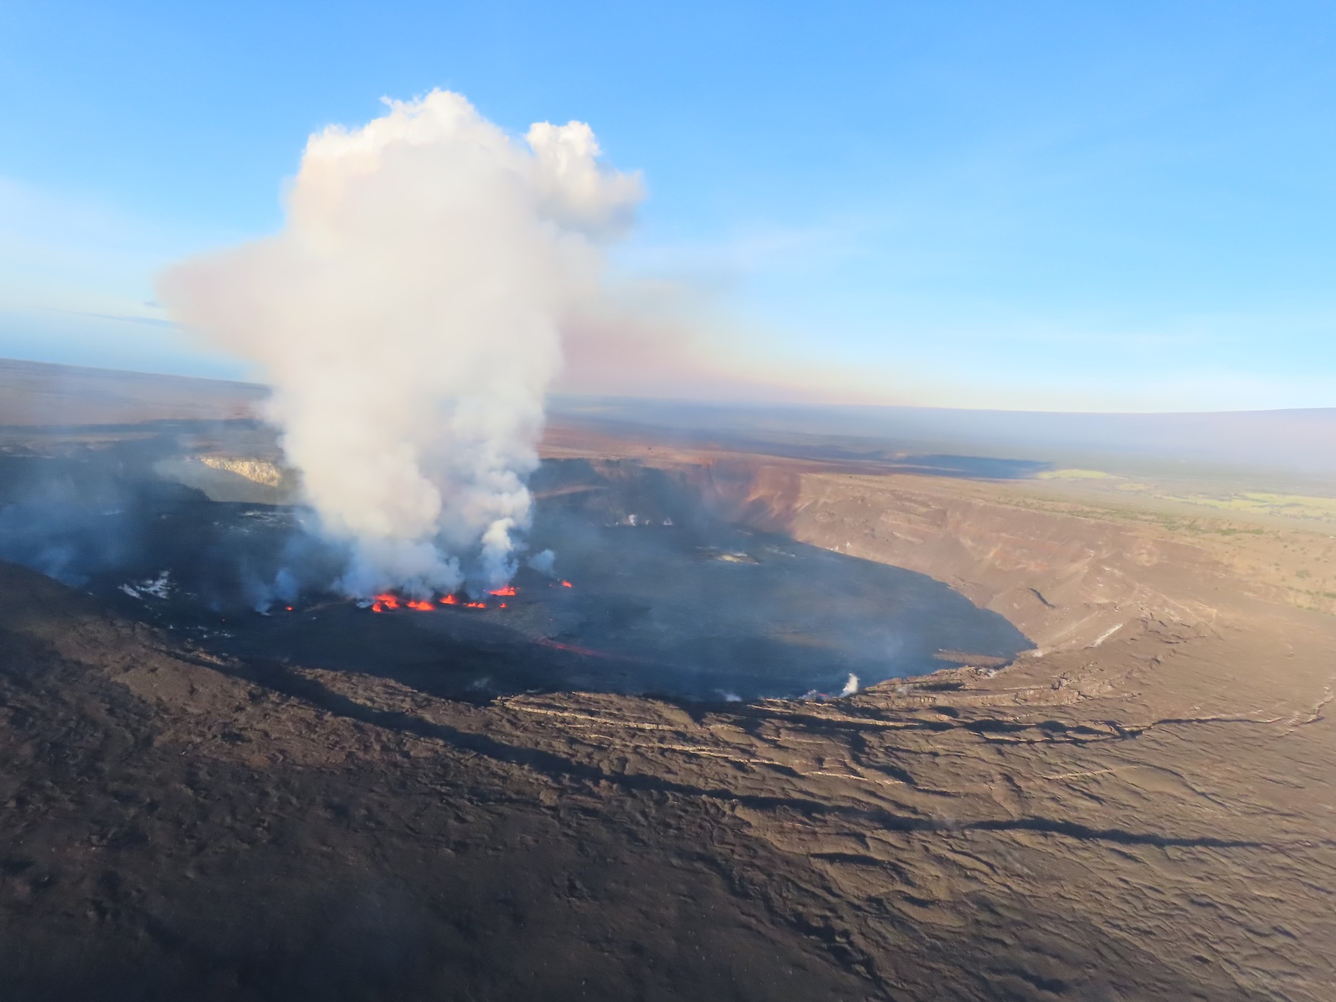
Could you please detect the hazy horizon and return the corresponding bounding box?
[5,357,1334,485]
[5,353,1335,420]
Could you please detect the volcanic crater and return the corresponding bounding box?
[4,383,1336,1002]
[4,442,1031,703]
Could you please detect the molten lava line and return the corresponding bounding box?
[535,637,620,659]
[368,588,517,613]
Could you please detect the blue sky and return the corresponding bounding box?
[2,0,1334,410]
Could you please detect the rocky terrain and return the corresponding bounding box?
[4,421,1336,999]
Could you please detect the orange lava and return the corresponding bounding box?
[368,590,509,613]
[536,637,617,659]
[370,593,435,612]
[560,580,573,588]
[488,585,517,597]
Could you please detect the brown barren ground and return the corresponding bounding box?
[0,413,1333,999]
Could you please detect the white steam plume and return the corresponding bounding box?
[159,91,642,596]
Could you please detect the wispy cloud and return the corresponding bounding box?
[35,305,178,328]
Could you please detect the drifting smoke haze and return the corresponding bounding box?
[159,91,642,597]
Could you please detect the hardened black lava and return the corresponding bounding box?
[0,444,1031,702]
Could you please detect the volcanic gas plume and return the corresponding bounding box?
[158,91,642,598]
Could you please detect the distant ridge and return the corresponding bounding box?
[0,358,267,426]
[551,396,1336,478]
[3,358,1332,478]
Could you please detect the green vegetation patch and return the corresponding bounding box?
[1035,468,1121,480]
[1158,492,1336,522]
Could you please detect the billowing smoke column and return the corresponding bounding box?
[159,91,642,597]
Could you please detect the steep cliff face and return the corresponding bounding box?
[683,461,1264,651]
[197,455,284,486]
[153,454,296,504]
